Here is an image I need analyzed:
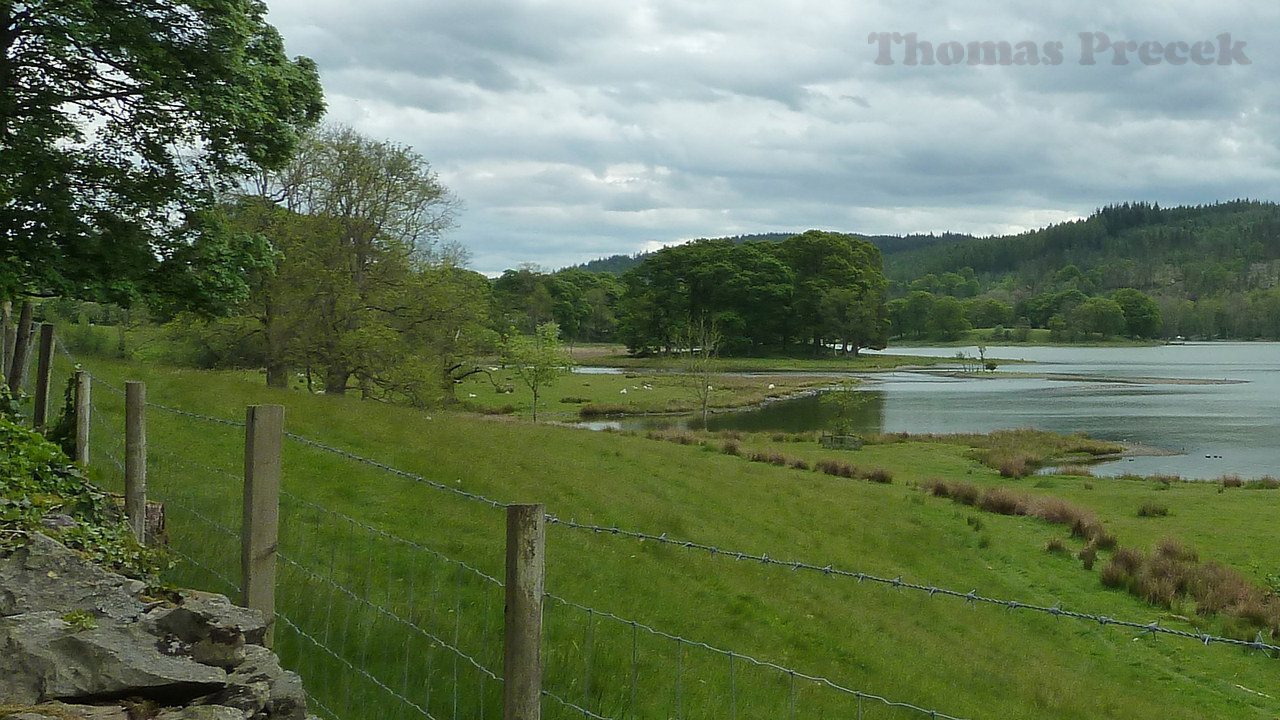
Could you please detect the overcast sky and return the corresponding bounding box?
[264,0,1279,275]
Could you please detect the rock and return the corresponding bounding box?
[12,703,132,719]
[0,611,226,705]
[226,646,307,720]
[151,591,267,669]
[0,534,313,720]
[155,707,246,720]
[39,514,77,530]
[0,534,147,621]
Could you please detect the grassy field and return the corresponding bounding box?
[47,348,1280,720]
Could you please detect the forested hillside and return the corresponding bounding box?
[569,232,970,275]
[884,200,1280,340]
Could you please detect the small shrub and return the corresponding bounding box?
[1150,474,1181,485]
[1092,531,1117,550]
[1244,476,1280,490]
[1137,502,1169,518]
[749,450,787,466]
[924,478,950,497]
[997,455,1032,478]
[1030,497,1090,526]
[790,458,811,471]
[950,482,980,506]
[862,467,893,484]
[1101,548,1144,589]
[1045,538,1067,554]
[1078,545,1097,570]
[978,487,1023,515]
[559,396,591,404]
[1082,482,1094,490]
[1154,538,1198,563]
[1218,474,1244,488]
[816,458,856,478]
[722,440,741,456]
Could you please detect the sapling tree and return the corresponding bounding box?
[822,380,866,437]
[681,319,722,427]
[503,321,573,422]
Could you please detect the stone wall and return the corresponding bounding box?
[0,534,316,720]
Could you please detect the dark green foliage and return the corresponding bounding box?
[617,231,888,356]
[886,200,1280,340]
[0,414,159,578]
[1,0,324,311]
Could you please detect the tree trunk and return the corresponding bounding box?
[266,363,288,389]
[439,367,458,405]
[323,369,349,395]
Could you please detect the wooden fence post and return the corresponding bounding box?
[125,381,147,543]
[6,301,32,392]
[73,370,90,465]
[243,404,284,648]
[33,324,55,429]
[504,503,546,720]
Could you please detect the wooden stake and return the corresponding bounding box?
[242,404,284,647]
[504,503,545,720]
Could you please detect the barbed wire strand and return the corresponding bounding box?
[542,689,619,720]
[544,516,1280,655]
[282,430,506,509]
[59,342,1280,658]
[168,543,240,595]
[547,592,969,720]
[275,612,438,720]
[280,490,503,587]
[276,552,501,683]
[305,690,344,720]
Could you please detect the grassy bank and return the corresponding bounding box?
[567,343,959,372]
[41,348,1280,720]
[889,327,1166,347]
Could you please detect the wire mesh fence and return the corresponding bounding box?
[44,338,1280,720]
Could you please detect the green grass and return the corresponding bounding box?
[42,349,1280,720]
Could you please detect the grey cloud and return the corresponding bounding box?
[267,0,1280,274]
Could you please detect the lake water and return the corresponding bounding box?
[594,343,1279,480]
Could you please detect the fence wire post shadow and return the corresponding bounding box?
[505,503,545,720]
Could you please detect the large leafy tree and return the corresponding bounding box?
[0,0,324,308]
[245,126,463,397]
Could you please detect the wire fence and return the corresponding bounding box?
[42,338,1280,720]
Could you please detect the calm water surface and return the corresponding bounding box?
[597,343,1279,480]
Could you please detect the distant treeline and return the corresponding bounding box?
[499,200,1280,351]
[882,200,1280,340]
[500,231,888,356]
